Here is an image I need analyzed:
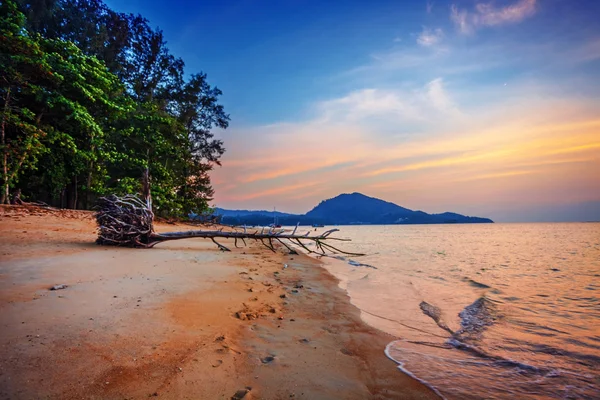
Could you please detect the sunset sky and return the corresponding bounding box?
[105,0,600,222]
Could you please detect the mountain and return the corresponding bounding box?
[215,192,493,225]
[306,192,413,224]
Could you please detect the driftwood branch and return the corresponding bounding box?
[95,195,364,256]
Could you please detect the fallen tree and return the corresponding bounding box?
[95,194,364,256]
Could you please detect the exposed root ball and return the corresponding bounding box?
[95,195,154,247]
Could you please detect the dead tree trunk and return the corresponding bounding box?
[95,195,363,256]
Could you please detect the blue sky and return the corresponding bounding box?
[105,0,600,222]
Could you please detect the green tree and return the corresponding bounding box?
[0,0,54,203]
[6,0,229,215]
[1,0,126,206]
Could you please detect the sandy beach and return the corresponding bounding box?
[0,205,438,399]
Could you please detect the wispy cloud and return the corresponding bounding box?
[416,27,443,47]
[317,78,461,127]
[451,0,537,34]
[426,1,434,14]
[425,78,460,115]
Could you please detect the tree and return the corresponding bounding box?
[1,0,126,206]
[171,73,229,214]
[5,0,229,215]
[0,0,54,203]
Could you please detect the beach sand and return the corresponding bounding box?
[0,205,438,399]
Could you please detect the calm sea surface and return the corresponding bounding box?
[316,223,600,399]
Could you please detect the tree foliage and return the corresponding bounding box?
[1,0,229,215]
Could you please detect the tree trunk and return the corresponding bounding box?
[11,188,22,205]
[141,165,151,210]
[1,88,11,205]
[73,175,78,209]
[86,161,93,209]
[60,187,66,209]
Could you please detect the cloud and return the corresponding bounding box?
[426,1,434,14]
[451,0,537,34]
[425,78,460,115]
[416,27,443,47]
[317,78,461,127]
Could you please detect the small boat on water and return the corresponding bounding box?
[270,207,281,228]
[312,223,325,228]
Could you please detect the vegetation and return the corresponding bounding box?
[0,0,228,216]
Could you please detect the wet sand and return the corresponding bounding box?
[0,205,438,399]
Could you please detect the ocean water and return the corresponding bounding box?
[317,223,600,399]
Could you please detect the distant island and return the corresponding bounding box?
[215,192,494,225]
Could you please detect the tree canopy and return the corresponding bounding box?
[1,0,229,215]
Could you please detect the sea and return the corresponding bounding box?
[315,223,600,399]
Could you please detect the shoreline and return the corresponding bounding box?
[0,205,439,399]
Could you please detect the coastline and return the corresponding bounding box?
[0,205,438,399]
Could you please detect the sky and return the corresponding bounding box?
[104,0,600,222]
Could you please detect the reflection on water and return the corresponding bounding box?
[320,223,600,399]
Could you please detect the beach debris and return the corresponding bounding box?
[231,387,252,400]
[299,338,310,344]
[215,335,225,342]
[235,309,259,321]
[49,284,68,291]
[260,355,275,364]
[283,263,288,269]
[95,194,364,256]
[212,359,223,368]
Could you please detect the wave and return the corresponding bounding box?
[386,295,600,398]
[454,296,498,342]
[384,341,447,400]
